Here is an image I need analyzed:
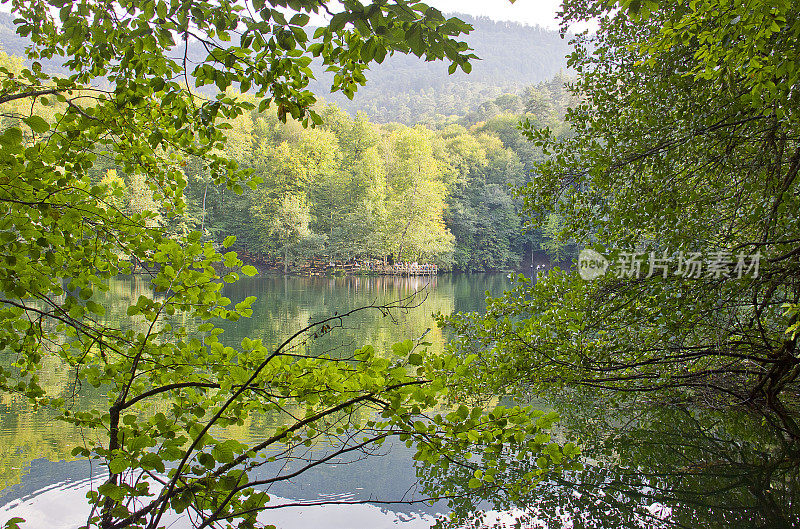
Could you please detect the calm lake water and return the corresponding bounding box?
[1,274,798,528]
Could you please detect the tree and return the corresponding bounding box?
[440,126,526,271]
[441,0,800,439]
[270,193,311,273]
[382,126,454,265]
[308,108,385,257]
[0,1,578,528]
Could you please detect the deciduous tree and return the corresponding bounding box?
[0,1,575,528]
[441,0,800,438]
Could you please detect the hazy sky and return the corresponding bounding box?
[426,0,563,29]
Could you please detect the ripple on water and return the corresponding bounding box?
[0,477,441,529]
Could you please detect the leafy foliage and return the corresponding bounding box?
[0,11,572,126]
[0,1,576,527]
[442,0,800,439]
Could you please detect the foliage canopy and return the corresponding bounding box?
[442,0,800,438]
[0,1,579,528]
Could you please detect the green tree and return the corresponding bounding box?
[310,108,387,259]
[249,140,309,256]
[383,126,454,265]
[441,127,526,271]
[0,1,577,528]
[270,193,311,273]
[442,0,800,438]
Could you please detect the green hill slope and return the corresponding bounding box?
[310,15,571,123]
[0,12,570,123]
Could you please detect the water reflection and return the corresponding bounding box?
[215,274,509,356]
[5,274,795,528]
[0,437,444,527]
[0,474,438,529]
[0,273,512,525]
[556,393,800,529]
[420,390,800,528]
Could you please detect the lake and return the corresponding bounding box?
[1,273,798,528]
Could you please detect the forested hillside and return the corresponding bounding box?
[0,12,571,124]
[0,48,574,272]
[0,13,26,57]
[99,84,575,272]
[0,9,576,272]
[172,82,575,271]
[310,16,572,123]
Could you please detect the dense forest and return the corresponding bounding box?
[117,79,575,272]
[0,49,575,272]
[309,15,573,124]
[0,11,572,126]
[0,12,576,272]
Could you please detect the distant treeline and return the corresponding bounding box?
[0,11,572,125]
[150,76,576,272]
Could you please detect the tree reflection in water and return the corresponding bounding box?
[419,391,799,529]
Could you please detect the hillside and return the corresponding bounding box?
[0,12,570,124]
[310,15,571,123]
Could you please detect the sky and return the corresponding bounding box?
[426,0,563,29]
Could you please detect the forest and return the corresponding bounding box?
[0,9,578,273]
[173,78,576,272]
[0,11,573,126]
[1,0,799,528]
[0,48,576,272]
[308,15,573,124]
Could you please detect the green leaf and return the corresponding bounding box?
[329,13,348,32]
[0,127,23,146]
[392,340,413,356]
[109,457,130,474]
[140,453,166,473]
[290,13,309,26]
[23,116,50,133]
[3,517,26,529]
[212,443,234,464]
